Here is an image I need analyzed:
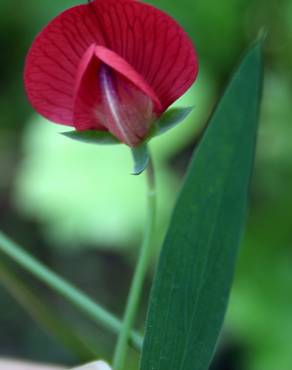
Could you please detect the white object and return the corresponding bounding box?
[72,361,111,370]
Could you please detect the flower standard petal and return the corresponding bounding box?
[24,3,107,125]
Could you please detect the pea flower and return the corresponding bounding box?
[24,0,198,147]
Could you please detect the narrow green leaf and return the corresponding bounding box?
[62,130,119,145]
[0,231,142,351]
[131,143,150,175]
[153,107,194,136]
[140,43,263,370]
[0,261,96,361]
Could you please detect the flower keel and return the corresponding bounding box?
[74,45,160,146]
[99,65,155,146]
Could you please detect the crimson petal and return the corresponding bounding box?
[24,0,198,128]
[24,4,106,125]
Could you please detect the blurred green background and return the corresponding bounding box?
[0,0,291,369]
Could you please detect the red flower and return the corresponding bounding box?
[24,0,198,147]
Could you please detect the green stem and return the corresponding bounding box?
[0,231,142,351]
[113,154,157,370]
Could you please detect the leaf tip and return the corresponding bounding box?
[257,27,269,44]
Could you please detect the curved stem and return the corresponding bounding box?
[113,154,157,370]
[0,231,142,351]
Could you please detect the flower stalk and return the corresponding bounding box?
[113,153,157,370]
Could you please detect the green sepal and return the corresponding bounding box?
[152,106,194,137]
[131,142,149,175]
[62,130,119,145]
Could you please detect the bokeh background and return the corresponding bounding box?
[0,0,292,369]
